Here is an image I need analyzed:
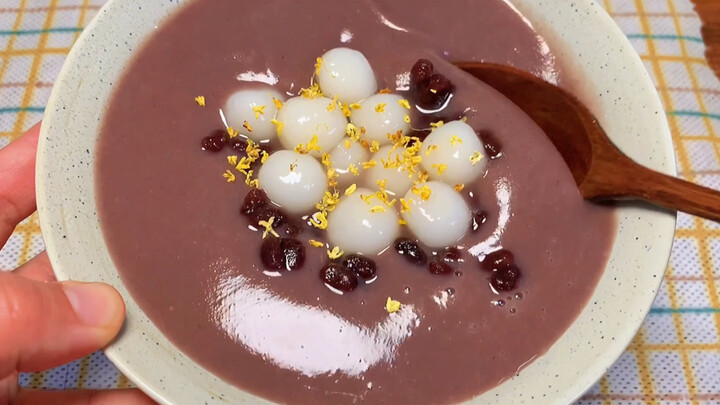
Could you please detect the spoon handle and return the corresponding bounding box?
[618,160,720,221]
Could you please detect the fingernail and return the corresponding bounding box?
[64,283,121,327]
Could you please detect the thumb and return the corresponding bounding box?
[0,272,125,376]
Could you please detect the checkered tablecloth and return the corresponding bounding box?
[2,0,719,403]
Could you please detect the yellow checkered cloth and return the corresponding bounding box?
[1,0,719,402]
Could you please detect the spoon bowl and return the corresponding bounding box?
[455,62,720,221]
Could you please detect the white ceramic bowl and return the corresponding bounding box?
[36,0,676,404]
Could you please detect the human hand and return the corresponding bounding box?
[0,123,155,404]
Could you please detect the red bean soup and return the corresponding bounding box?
[95,0,617,403]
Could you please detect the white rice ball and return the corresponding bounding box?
[277,96,348,157]
[401,181,471,248]
[420,120,487,185]
[223,88,284,142]
[258,150,327,214]
[363,145,414,197]
[329,141,369,187]
[327,188,400,255]
[317,47,377,104]
[350,93,411,145]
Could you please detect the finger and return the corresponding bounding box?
[0,273,125,376]
[0,372,18,404]
[0,121,41,245]
[14,388,156,405]
[13,251,56,282]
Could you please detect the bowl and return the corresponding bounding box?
[36,0,676,403]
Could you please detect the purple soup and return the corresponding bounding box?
[95,0,616,403]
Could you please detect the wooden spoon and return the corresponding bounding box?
[454,62,720,221]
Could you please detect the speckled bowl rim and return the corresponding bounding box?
[36,0,676,404]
